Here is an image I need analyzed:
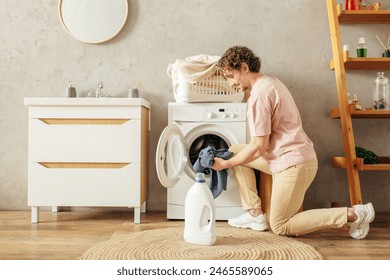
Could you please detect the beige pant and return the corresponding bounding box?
[229,144,347,236]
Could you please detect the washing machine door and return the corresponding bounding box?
[156,124,188,188]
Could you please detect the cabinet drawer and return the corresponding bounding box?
[28,118,141,162]
[28,162,141,206]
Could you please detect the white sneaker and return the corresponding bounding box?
[228,212,269,231]
[349,202,375,239]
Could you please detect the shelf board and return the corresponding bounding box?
[330,104,390,119]
[330,51,390,70]
[332,156,390,171]
[343,57,390,70]
[337,4,390,23]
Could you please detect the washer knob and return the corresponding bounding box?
[222,113,228,118]
[206,112,214,119]
[230,113,236,118]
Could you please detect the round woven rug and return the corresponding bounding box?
[80,226,323,260]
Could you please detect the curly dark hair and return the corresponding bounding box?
[217,46,261,73]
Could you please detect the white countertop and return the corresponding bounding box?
[24,97,151,109]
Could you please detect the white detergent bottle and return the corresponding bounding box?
[184,173,216,246]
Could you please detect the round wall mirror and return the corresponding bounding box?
[59,0,128,44]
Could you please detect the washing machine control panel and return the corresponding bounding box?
[204,105,246,122]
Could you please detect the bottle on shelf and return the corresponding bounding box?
[343,44,350,55]
[358,0,368,10]
[356,37,367,57]
[345,0,358,10]
[65,81,76,98]
[372,72,389,110]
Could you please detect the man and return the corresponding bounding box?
[211,46,374,239]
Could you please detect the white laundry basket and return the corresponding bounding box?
[169,63,244,103]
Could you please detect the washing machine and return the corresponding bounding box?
[156,102,248,220]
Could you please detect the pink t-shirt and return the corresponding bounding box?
[247,75,316,173]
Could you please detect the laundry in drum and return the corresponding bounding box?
[192,146,232,199]
[189,135,228,166]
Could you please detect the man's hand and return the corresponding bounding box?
[212,157,228,171]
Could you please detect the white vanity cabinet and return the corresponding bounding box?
[24,98,150,224]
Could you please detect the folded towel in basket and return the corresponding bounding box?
[167,54,220,84]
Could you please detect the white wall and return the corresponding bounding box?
[1,0,389,212]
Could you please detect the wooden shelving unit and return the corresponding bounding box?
[330,103,390,119]
[332,156,390,171]
[337,5,390,23]
[326,0,390,206]
[330,52,390,70]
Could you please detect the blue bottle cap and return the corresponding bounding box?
[195,173,206,183]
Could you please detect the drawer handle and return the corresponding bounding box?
[38,162,129,169]
[39,119,130,125]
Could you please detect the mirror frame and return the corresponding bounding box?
[58,0,128,44]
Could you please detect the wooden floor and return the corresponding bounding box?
[0,210,389,260]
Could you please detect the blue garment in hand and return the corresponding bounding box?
[192,146,233,198]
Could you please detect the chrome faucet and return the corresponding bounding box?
[95,82,103,98]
